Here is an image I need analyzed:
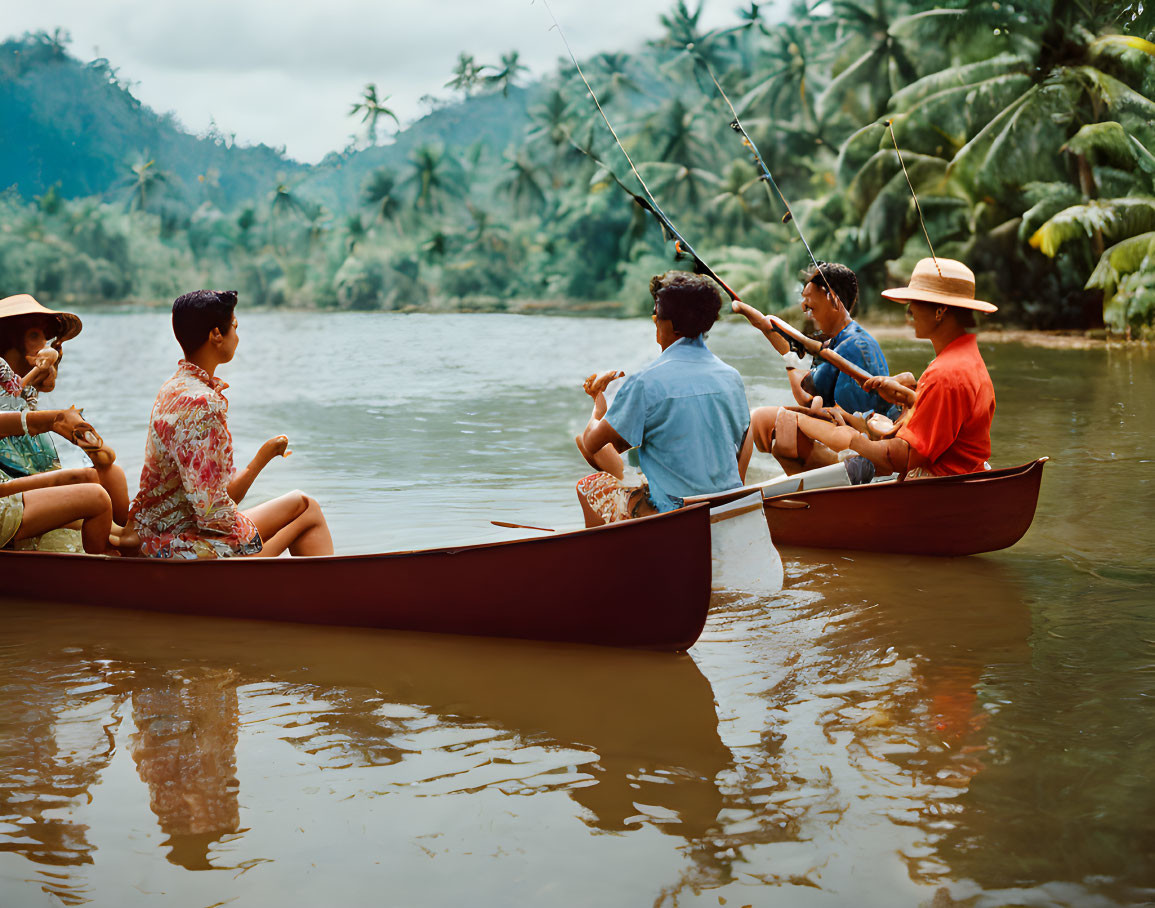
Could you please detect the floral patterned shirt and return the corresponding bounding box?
[130,360,262,559]
[0,358,38,410]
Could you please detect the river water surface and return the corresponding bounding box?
[1,311,1152,907]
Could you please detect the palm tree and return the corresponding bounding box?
[446,53,485,95]
[588,53,643,106]
[120,154,171,213]
[268,181,306,250]
[349,83,399,145]
[402,144,463,216]
[484,51,528,97]
[500,154,547,216]
[362,168,403,223]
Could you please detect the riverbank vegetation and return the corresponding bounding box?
[1,1,1153,333]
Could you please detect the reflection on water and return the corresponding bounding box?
[2,314,1154,905]
[130,669,240,870]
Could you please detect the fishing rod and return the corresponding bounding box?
[886,119,942,278]
[541,2,873,384]
[537,0,740,302]
[685,46,860,322]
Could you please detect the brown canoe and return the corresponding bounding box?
[763,458,1048,556]
[0,502,713,651]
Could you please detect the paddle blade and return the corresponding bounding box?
[708,492,783,594]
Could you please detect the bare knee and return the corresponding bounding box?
[293,491,324,522]
[78,484,113,517]
[751,406,778,453]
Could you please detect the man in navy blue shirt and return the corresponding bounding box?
[575,271,750,527]
[737,262,899,477]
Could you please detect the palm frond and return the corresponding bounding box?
[1030,197,1155,256]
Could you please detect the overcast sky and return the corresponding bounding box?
[3,0,756,162]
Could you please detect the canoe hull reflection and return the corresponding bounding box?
[763,459,1047,557]
[0,502,713,651]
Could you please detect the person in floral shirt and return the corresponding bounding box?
[129,290,333,559]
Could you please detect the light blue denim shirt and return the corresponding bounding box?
[604,335,749,512]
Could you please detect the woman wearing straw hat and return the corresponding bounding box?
[0,295,130,530]
[785,258,997,479]
[0,406,122,553]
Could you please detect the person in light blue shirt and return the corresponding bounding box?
[734,262,899,480]
[574,271,750,526]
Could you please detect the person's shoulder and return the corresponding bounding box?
[157,372,222,414]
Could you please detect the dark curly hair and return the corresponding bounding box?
[649,271,723,338]
[805,262,858,315]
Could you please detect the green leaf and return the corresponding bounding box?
[835,122,887,190]
[889,54,1030,112]
[1018,182,1085,242]
[1063,121,1139,169]
[1030,197,1155,256]
[1086,231,1155,328]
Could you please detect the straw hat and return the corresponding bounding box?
[0,294,83,342]
[880,258,997,313]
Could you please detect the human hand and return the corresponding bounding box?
[730,300,765,325]
[51,406,90,439]
[260,435,292,461]
[863,376,914,406]
[583,371,624,399]
[34,346,59,369]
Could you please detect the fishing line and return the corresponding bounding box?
[886,119,942,277]
[536,0,740,300]
[690,49,848,316]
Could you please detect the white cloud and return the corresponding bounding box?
[2,0,749,161]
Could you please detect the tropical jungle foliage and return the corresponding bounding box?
[2,1,1153,333]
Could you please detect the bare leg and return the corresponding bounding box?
[244,491,333,558]
[750,406,780,453]
[577,488,605,529]
[16,485,113,554]
[93,463,130,524]
[737,428,753,482]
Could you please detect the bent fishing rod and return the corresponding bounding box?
[540,1,874,386]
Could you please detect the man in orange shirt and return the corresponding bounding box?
[786,257,997,478]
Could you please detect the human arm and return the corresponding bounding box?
[575,371,627,475]
[0,406,91,440]
[228,435,291,505]
[862,373,917,408]
[578,369,644,468]
[731,300,791,354]
[21,346,59,393]
[793,412,917,476]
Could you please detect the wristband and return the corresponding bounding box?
[20,410,30,436]
[781,351,805,372]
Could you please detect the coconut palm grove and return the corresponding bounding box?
[2,0,1153,333]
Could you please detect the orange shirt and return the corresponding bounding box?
[897,334,995,475]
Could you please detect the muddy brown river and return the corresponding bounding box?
[1,312,1152,906]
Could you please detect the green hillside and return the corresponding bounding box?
[2,2,1154,334]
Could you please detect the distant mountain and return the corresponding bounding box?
[0,31,534,216]
[0,33,304,208]
[298,87,536,215]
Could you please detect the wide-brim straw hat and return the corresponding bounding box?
[880,258,997,313]
[0,294,83,342]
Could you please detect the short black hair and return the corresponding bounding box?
[805,262,858,315]
[172,290,237,356]
[649,271,723,338]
